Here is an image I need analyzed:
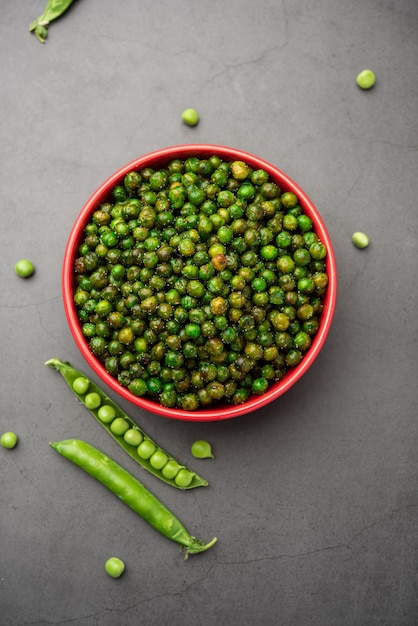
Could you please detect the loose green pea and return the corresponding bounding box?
[97,405,117,424]
[352,231,370,249]
[1,432,18,449]
[356,69,376,90]
[85,392,101,409]
[181,108,199,126]
[110,417,130,436]
[72,376,90,395]
[105,557,125,578]
[191,440,214,459]
[14,259,35,278]
[162,460,181,479]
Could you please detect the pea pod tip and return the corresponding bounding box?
[184,536,217,558]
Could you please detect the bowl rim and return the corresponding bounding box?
[63,144,337,421]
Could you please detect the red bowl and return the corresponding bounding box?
[63,144,337,421]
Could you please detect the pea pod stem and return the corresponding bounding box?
[29,0,76,43]
[45,358,208,490]
[50,439,217,558]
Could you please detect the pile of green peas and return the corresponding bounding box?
[73,156,329,410]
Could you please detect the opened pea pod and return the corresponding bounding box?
[45,358,208,489]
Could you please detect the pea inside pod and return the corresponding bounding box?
[45,358,208,490]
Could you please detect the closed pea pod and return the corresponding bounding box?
[45,358,207,489]
[50,439,217,558]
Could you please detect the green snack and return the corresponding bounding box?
[1,432,18,449]
[72,157,330,410]
[356,69,376,90]
[50,439,217,558]
[29,0,75,43]
[15,259,35,278]
[191,440,214,459]
[45,358,208,490]
[352,231,370,249]
[181,108,199,126]
[105,557,125,578]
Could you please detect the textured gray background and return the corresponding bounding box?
[1,1,417,625]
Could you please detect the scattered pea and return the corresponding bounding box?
[356,69,376,90]
[84,392,101,409]
[191,440,214,459]
[181,108,199,126]
[105,557,125,579]
[97,405,116,424]
[14,259,35,278]
[72,376,90,395]
[352,231,370,249]
[1,432,18,449]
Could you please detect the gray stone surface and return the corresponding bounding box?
[1,1,417,624]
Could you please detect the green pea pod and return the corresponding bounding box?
[45,358,208,490]
[50,439,217,558]
[29,0,75,43]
